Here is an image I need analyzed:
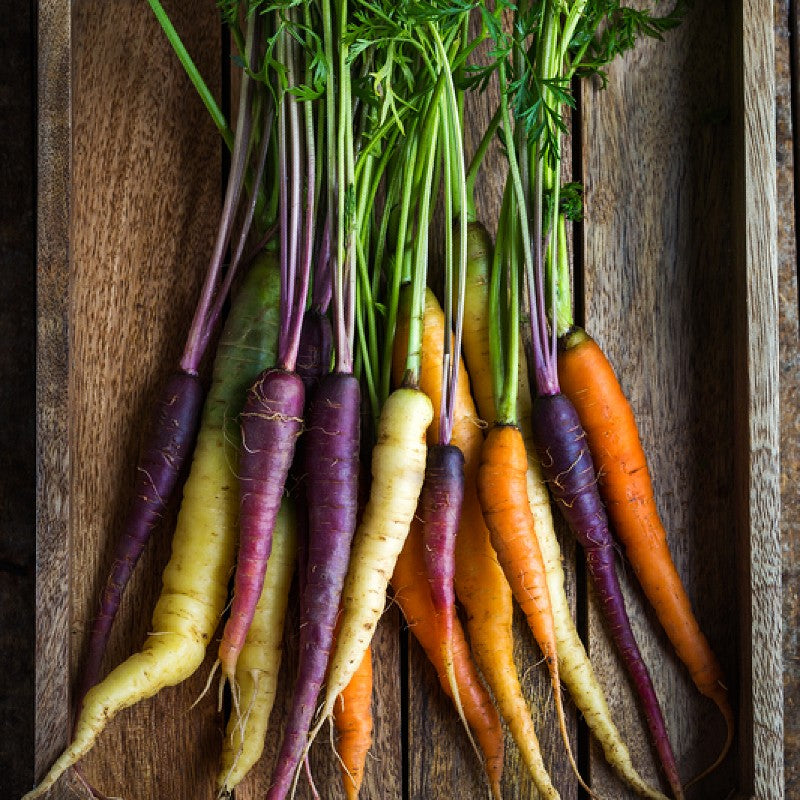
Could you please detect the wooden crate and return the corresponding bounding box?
[35,1,782,798]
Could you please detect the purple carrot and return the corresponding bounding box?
[421,444,464,655]
[531,391,684,800]
[77,371,203,711]
[267,372,360,800]
[296,310,333,393]
[218,369,305,681]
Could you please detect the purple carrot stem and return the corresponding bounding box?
[311,217,332,314]
[199,98,275,356]
[181,17,259,374]
[242,222,279,268]
[76,371,204,711]
[531,391,684,799]
[266,373,361,800]
[296,311,333,394]
[283,45,315,373]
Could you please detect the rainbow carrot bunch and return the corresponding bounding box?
[24,3,734,800]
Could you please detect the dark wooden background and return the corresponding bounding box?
[2,2,798,798]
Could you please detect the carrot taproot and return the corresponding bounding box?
[391,517,505,799]
[393,285,559,798]
[531,391,684,799]
[333,646,373,800]
[218,498,297,796]
[23,254,282,799]
[218,367,304,685]
[267,373,360,800]
[306,387,432,747]
[77,371,203,708]
[477,424,588,793]
[558,325,734,782]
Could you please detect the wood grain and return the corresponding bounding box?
[734,1,783,796]
[36,0,72,786]
[779,2,800,798]
[581,3,739,797]
[38,2,224,798]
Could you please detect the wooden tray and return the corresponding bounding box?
[35,1,783,798]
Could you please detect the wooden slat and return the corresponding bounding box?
[581,4,740,797]
[777,1,800,797]
[35,0,72,786]
[734,1,783,796]
[41,2,223,798]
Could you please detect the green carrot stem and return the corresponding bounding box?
[489,180,512,422]
[146,0,233,150]
[380,134,418,402]
[553,213,573,336]
[404,110,439,387]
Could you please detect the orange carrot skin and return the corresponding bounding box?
[478,424,558,671]
[558,327,733,754]
[333,646,373,800]
[391,519,504,799]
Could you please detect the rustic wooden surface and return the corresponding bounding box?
[780,2,800,797]
[35,0,72,789]
[20,2,798,800]
[67,1,222,796]
[735,2,783,796]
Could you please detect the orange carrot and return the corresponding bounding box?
[333,646,373,800]
[477,425,581,792]
[394,286,559,798]
[391,518,504,800]
[558,326,734,782]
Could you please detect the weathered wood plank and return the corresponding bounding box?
[36,0,72,788]
[778,2,800,797]
[581,3,739,797]
[734,1,783,796]
[50,2,223,798]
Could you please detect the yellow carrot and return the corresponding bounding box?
[218,499,297,795]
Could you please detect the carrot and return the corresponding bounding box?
[333,646,373,800]
[77,371,203,707]
[307,387,433,746]
[470,184,586,794]
[558,325,734,781]
[531,393,684,799]
[23,254,282,799]
[218,498,297,795]
[218,367,304,684]
[394,286,559,798]
[266,373,360,800]
[219,25,316,682]
[391,517,505,799]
